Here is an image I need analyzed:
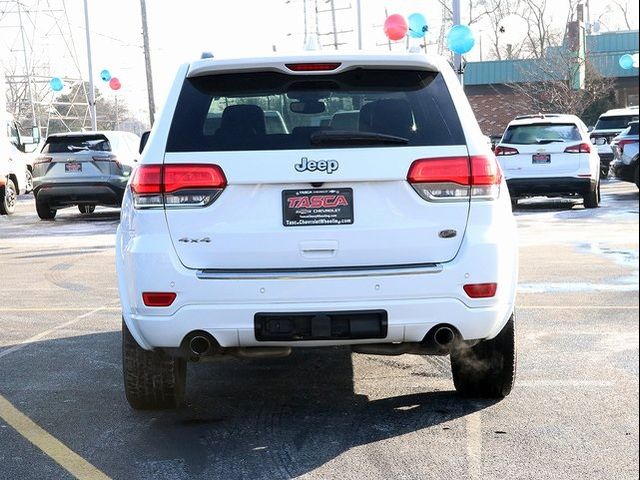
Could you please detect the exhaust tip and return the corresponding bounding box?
[433,326,456,347]
[189,335,212,356]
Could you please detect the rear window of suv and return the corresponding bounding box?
[502,124,581,145]
[594,115,639,131]
[166,69,465,152]
[42,135,111,153]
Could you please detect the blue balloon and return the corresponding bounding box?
[100,69,111,82]
[619,54,634,70]
[408,13,428,39]
[447,24,475,55]
[49,77,64,92]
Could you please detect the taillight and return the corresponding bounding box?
[494,146,519,156]
[34,156,52,165]
[564,142,591,154]
[93,154,121,168]
[407,155,502,201]
[142,292,176,307]
[131,164,226,209]
[618,139,636,153]
[463,283,497,298]
[285,63,341,72]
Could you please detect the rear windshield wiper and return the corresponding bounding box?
[535,139,565,144]
[310,130,409,146]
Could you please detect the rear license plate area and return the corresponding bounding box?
[282,188,353,227]
[65,162,82,172]
[532,154,551,164]
[255,310,387,341]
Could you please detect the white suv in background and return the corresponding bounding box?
[495,114,601,208]
[116,52,518,409]
[590,106,639,177]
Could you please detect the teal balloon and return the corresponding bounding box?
[619,54,634,70]
[408,13,428,38]
[49,77,64,92]
[447,24,475,55]
[100,69,111,81]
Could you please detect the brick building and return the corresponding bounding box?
[464,30,639,136]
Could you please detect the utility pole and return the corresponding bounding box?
[329,0,339,49]
[356,0,362,50]
[82,0,97,130]
[139,0,156,126]
[15,1,38,131]
[452,0,463,85]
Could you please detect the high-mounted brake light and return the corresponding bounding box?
[142,292,177,307]
[285,63,341,72]
[494,146,519,156]
[131,164,226,209]
[564,142,591,154]
[407,155,502,201]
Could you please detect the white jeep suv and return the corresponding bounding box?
[495,114,601,208]
[116,53,518,409]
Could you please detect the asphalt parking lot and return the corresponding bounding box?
[0,180,638,480]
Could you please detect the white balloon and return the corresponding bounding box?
[498,14,529,45]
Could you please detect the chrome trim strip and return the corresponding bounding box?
[196,263,443,280]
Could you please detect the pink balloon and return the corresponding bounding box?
[109,77,122,91]
[384,14,408,41]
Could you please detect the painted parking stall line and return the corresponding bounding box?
[0,394,111,480]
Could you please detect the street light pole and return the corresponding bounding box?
[139,0,156,126]
[83,0,97,131]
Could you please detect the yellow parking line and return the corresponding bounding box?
[0,394,111,480]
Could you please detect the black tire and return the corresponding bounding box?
[0,178,17,215]
[35,196,56,220]
[451,313,516,398]
[78,205,96,214]
[600,165,609,179]
[122,320,186,410]
[635,165,639,190]
[583,180,600,209]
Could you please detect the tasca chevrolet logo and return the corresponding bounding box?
[294,157,339,174]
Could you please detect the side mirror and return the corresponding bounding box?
[139,131,150,154]
[587,126,594,133]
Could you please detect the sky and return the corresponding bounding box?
[1,0,638,125]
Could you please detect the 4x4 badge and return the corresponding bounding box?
[178,237,211,244]
[295,157,339,174]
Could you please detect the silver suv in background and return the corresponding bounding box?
[610,120,639,188]
[590,106,639,178]
[32,131,139,220]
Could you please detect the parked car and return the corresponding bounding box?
[116,52,518,409]
[610,120,639,188]
[495,113,601,208]
[1,114,40,215]
[32,131,140,220]
[590,106,639,178]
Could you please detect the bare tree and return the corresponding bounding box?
[612,1,633,30]
[519,0,562,59]
[508,52,616,123]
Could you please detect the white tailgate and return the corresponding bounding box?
[164,146,470,270]
[499,143,582,179]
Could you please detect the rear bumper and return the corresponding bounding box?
[507,177,593,198]
[610,159,637,183]
[34,182,124,208]
[116,195,519,351]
